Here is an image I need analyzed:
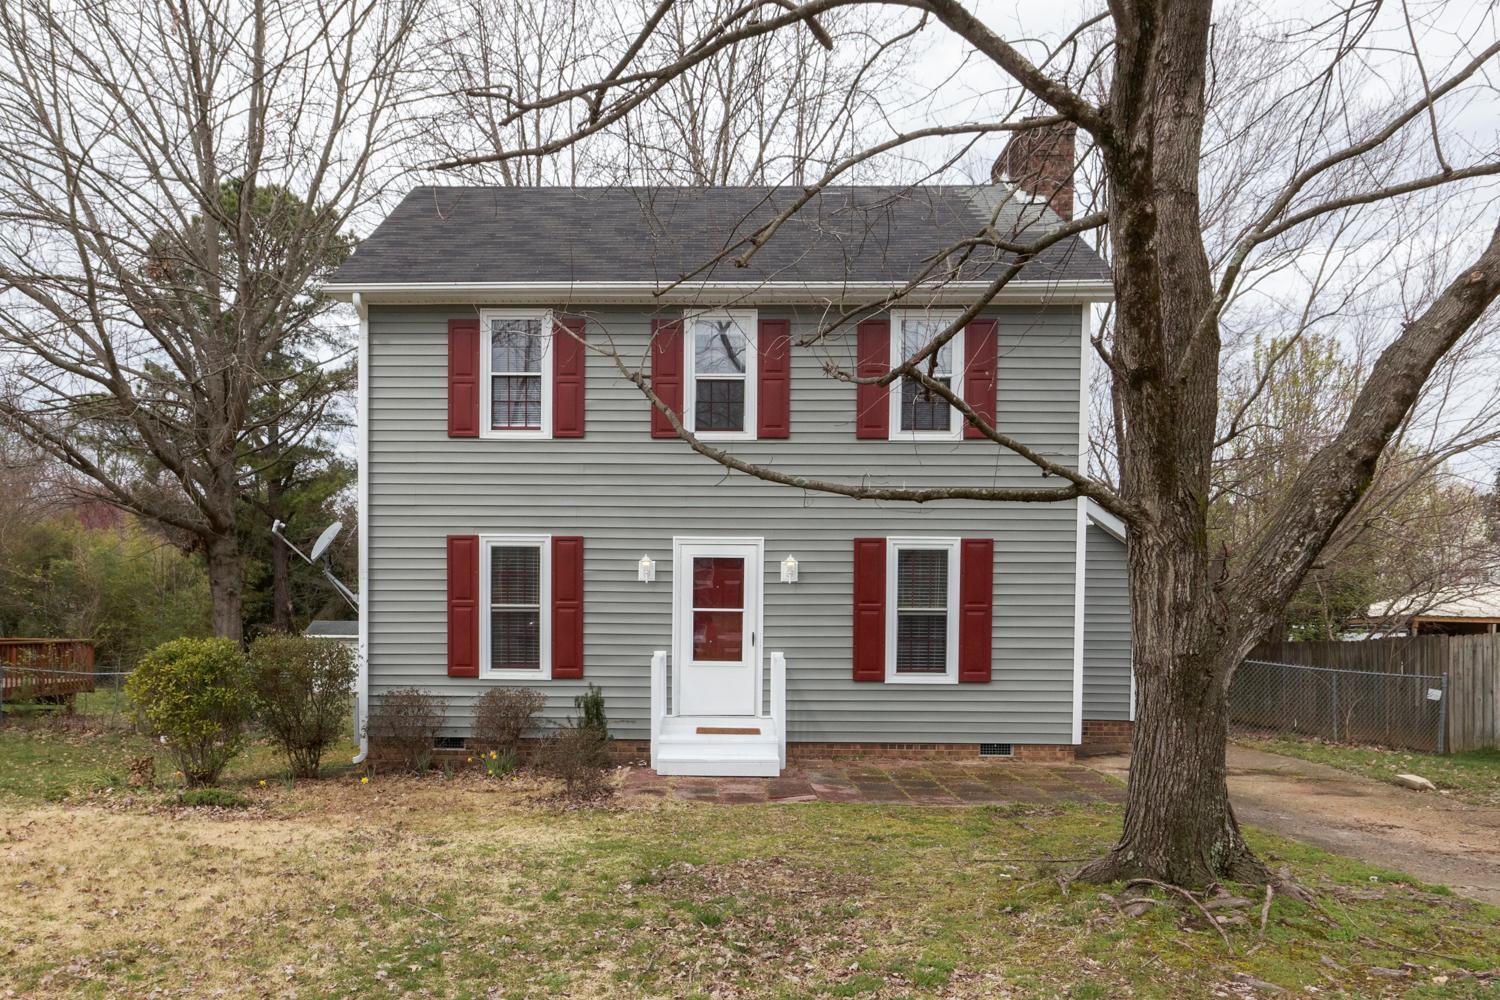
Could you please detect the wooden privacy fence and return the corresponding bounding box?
[0,639,96,709]
[1247,635,1500,753]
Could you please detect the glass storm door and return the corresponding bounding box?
[673,541,761,716]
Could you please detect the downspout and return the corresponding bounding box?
[352,291,370,765]
[1070,303,1090,746]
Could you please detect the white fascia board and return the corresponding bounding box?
[1084,499,1128,543]
[321,279,1116,307]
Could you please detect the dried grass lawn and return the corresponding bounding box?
[1,724,1498,998]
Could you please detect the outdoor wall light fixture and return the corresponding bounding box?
[638,554,656,583]
[780,555,799,583]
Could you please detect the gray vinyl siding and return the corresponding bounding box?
[1082,523,1132,721]
[366,303,1084,743]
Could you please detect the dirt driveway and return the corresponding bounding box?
[1086,745,1500,906]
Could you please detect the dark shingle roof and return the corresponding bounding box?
[304,619,357,638]
[329,186,1109,288]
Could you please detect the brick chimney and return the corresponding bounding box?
[990,119,1076,220]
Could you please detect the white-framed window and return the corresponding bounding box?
[481,309,553,438]
[684,308,757,440]
[885,537,960,684]
[889,309,965,441]
[480,533,551,679]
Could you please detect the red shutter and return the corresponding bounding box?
[962,319,998,439]
[551,536,584,679]
[855,319,890,439]
[758,318,791,438]
[447,318,481,438]
[553,315,586,438]
[446,535,480,677]
[852,537,886,681]
[958,538,994,683]
[650,319,684,438]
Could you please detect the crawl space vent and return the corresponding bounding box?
[978,743,1014,758]
[435,736,465,750]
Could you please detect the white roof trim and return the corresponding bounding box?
[1084,499,1127,543]
[321,279,1115,306]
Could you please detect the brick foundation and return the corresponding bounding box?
[367,737,1077,768]
[365,738,653,770]
[786,741,1075,764]
[1078,719,1133,756]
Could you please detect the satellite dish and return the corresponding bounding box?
[308,522,343,562]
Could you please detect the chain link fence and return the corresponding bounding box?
[1229,659,1447,753]
[0,663,136,730]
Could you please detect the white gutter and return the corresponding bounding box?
[352,291,370,766]
[321,278,1115,306]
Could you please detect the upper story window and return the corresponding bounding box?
[481,534,551,678]
[885,537,960,684]
[890,309,964,441]
[483,310,552,437]
[686,309,757,440]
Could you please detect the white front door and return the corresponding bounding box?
[673,539,762,717]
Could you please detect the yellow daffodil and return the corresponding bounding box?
[258,779,266,787]
[360,776,369,784]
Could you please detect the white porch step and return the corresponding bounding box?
[652,715,783,777]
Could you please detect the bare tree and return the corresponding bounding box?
[0,0,423,641]
[603,0,915,185]
[419,0,602,185]
[428,0,915,186]
[1213,331,1500,639]
[446,0,1500,886]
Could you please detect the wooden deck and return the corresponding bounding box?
[0,639,96,704]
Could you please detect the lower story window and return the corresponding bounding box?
[887,538,960,682]
[483,535,551,677]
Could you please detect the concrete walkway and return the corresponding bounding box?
[1086,746,1500,906]
[622,759,1125,806]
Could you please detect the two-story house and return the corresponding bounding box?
[326,132,1133,777]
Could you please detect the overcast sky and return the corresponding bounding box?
[888,0,1499,180]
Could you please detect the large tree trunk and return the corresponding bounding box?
[1080,675,1264,884]
[270,536,293,633]
[1078,515,1268,885]
[205,534,244,644]
[268,476,293,632]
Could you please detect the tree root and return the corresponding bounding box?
[1271,865,1316,904]
[1074,840,1275,889]
[1124,877,1236,952]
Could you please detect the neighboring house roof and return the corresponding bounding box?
[1365,585,1500,622]
[327,185,1110,291]
[304,619,358,638]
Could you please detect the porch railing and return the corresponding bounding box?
[649,650,667,770]
[770,651,786,768]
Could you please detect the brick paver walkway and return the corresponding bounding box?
[621,760,1124,806]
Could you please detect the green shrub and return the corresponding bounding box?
[573,683,608,736]
[247,633,356,778]
[471,687,545,758]
[366,688,445,773]
[126,638,252,787]
[536,685,612,800]
[536,723,613,800]
[177,787,250,809]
